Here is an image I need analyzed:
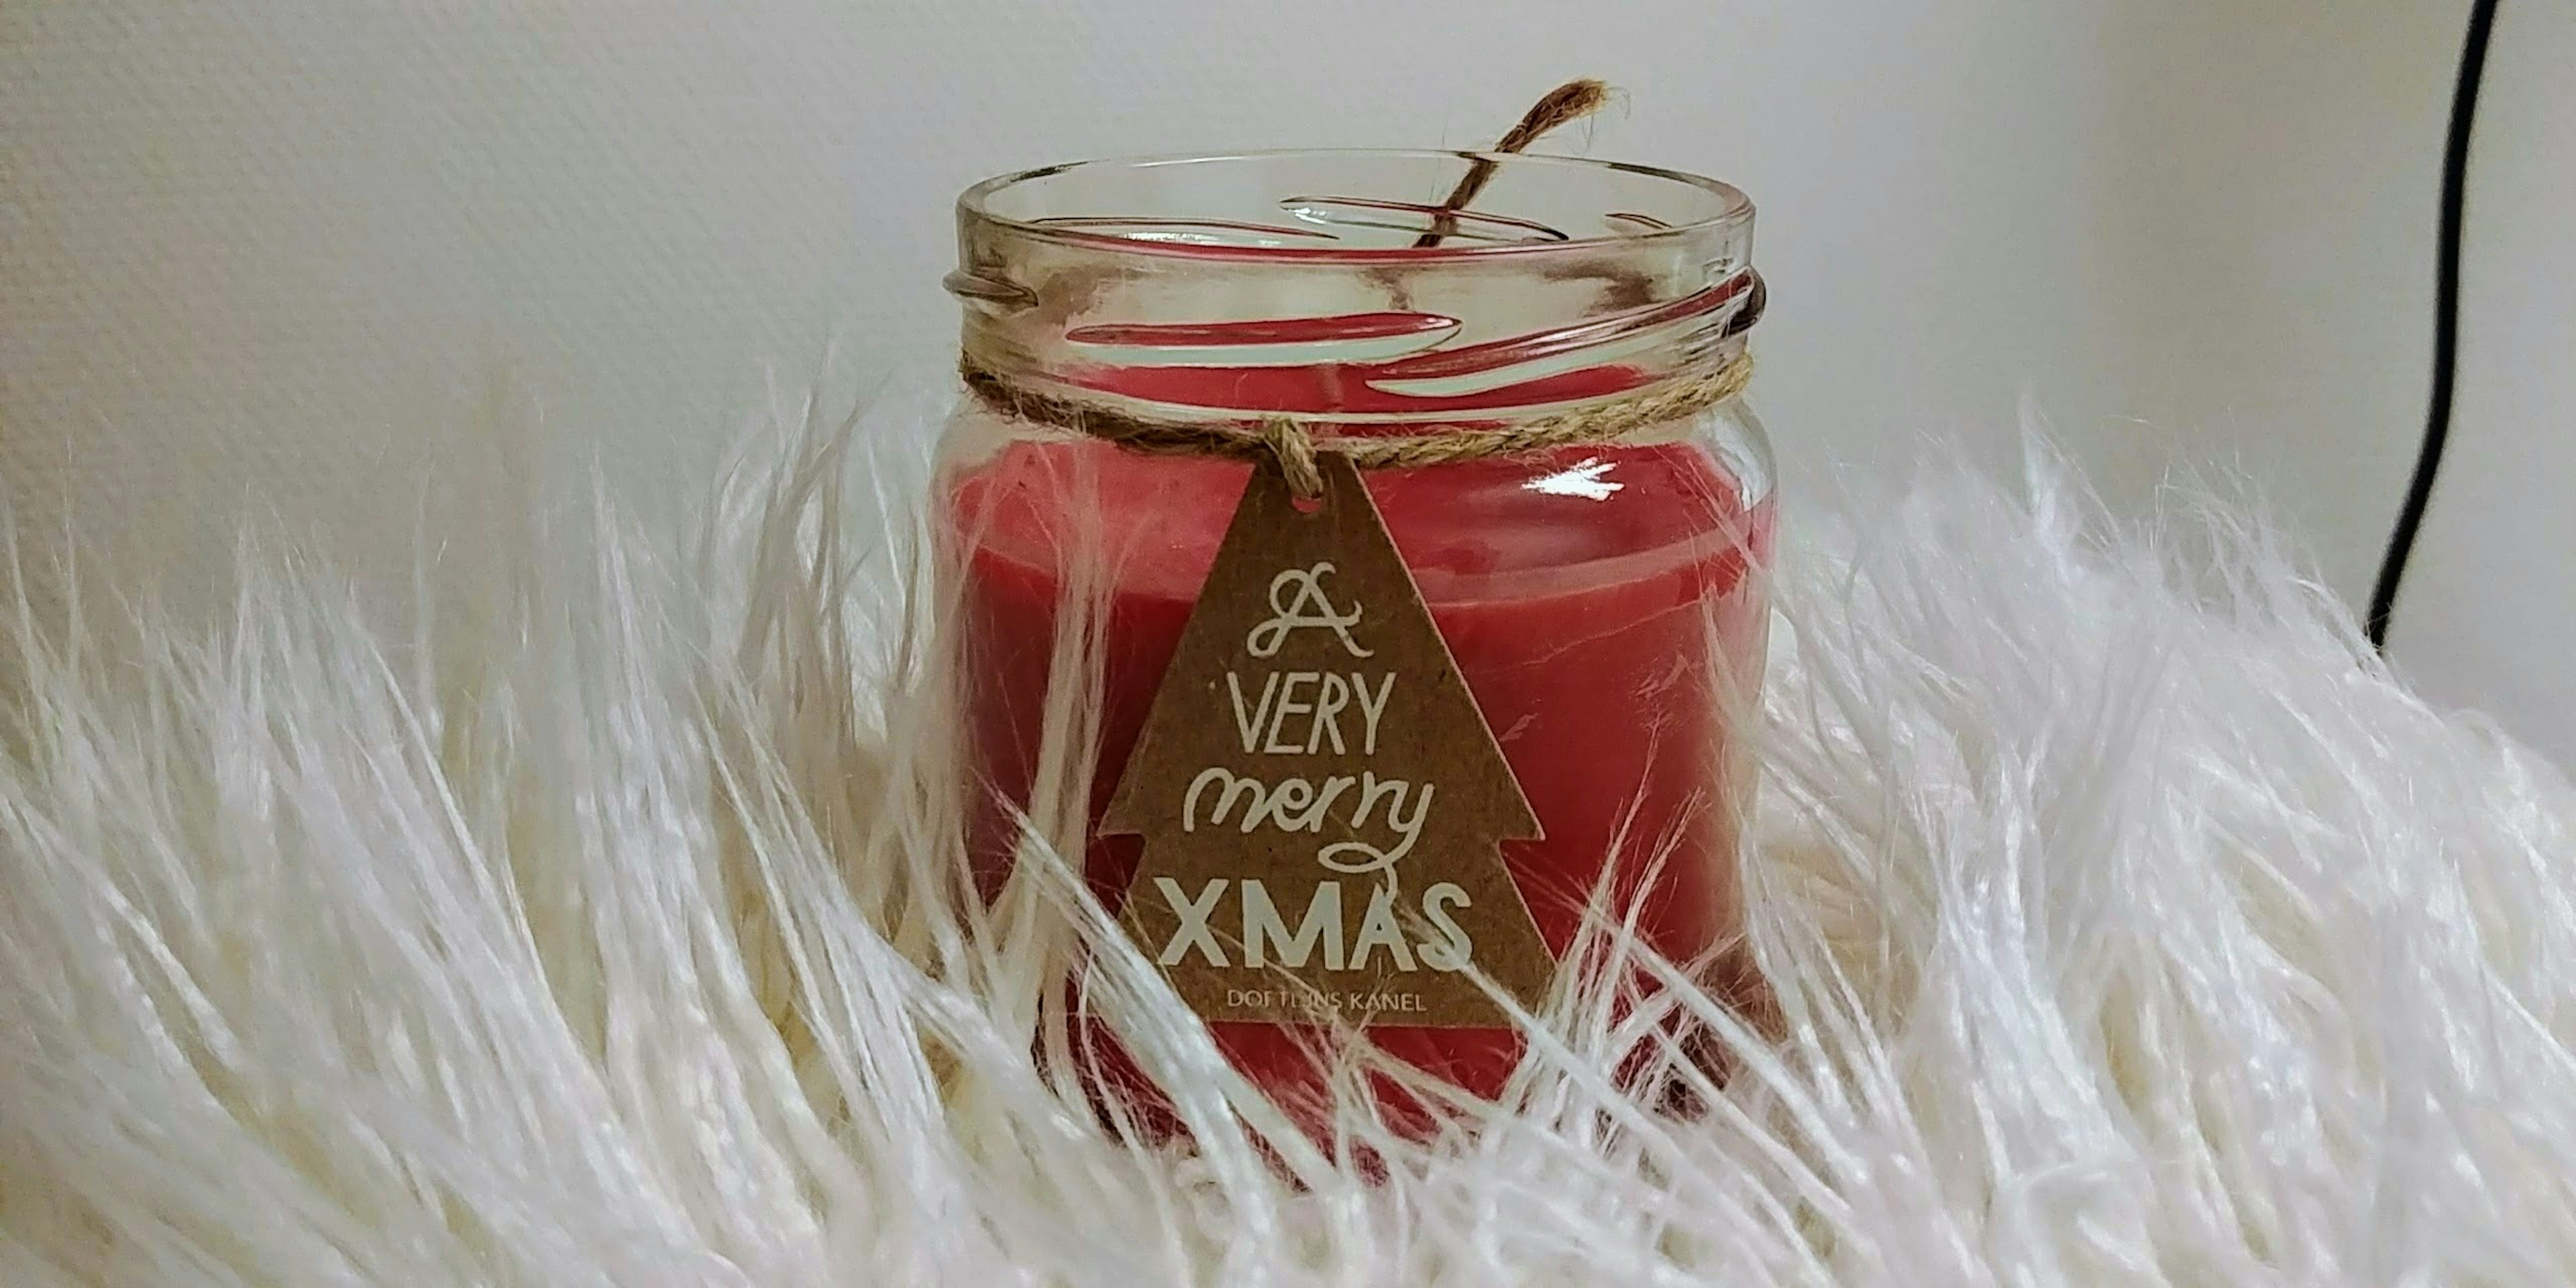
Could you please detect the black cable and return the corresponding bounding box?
[2367,0,2500,649]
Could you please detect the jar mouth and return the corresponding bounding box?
[952,148,1758,423]
[957,149,1752,264]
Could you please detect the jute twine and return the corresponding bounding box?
[957,352,1754,502]
[958,79,1758,501]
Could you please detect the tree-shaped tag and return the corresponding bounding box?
[1102,453,1554,1028]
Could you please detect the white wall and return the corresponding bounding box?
[5,2,2508,729]
[2384,0,2576,766]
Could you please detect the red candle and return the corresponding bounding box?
[938,145,1772,1126]
[948,418,1771,1113]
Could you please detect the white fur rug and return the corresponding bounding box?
[5,413,2575,1287]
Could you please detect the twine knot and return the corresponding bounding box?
[1258,417,1326,502]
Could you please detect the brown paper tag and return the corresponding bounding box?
[1102,453,1554,1028]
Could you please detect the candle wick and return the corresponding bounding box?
[1413,79,1616,250]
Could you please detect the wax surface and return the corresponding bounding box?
[949,431,1772,1114]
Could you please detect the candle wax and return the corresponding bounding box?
[949,418,1771,1116]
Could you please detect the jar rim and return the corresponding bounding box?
[957,148,1753,264]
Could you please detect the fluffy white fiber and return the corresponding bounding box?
[5,402,2575,1287]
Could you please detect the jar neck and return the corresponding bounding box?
[949,151,1757,426]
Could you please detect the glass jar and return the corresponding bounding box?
[936,150,1773,1119]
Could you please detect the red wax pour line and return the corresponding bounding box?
[1067,311,1461,349]
[1034,215,1344,241]
[1055,279,1748,415]
[1279,194,1571,244]
[1364,277,1748,381]
[1080,364,1660,417]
